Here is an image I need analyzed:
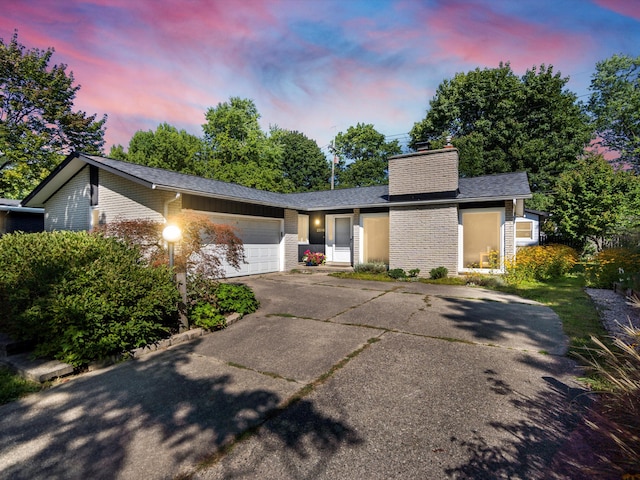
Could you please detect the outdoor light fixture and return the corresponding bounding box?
[162,224,182,269]
[315,218,321,226]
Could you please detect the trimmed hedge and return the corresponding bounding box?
[0,231,180,366]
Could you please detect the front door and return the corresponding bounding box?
[326,215,352,263]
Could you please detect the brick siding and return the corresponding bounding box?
[389,204,458,274]
[284,209,298,271]
[389,148,459,196]
[504,200,515,260]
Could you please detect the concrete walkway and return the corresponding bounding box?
[0,272,587,480]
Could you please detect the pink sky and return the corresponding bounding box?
[2,0,639,153]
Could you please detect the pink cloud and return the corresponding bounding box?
[593,0,640,20]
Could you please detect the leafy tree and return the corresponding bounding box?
[588,54,640,170]
[116,123,210,176]
[0,31,106,198]
[410,63,592,202]
[108,144,128,160]
[96,212,245,279]
[332,123,401,187]
[271,128,330,191]
[202,97,294,192]
[549,153,640,251]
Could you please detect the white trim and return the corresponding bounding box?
[458,207,505,274]
[325,214,353,263]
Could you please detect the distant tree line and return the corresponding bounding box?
[1,30,638,249]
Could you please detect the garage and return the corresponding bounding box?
[205,214,282,277]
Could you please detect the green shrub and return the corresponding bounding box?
[463,273,505,288]
[354,262,388,274]
[215,283,259,315]
[0,231,180,366]
[408,268,421,278]
[388,268,407,279]
[429,266,448,279]
[190,303,226,330]
[504,244,578,285]
[584,248,640,289]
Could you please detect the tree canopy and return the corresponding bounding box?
[549,153,640,251]
[0,31,106,199]
[201,97,294,192]
[332,123,401,188]
[109,123,208,176]
[271,128,330,191]
[410,62,592,204]
[588,54,640,170]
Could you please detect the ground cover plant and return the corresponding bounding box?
[0,231,180,367]
[585,247,640,290]
[0,366,43,405]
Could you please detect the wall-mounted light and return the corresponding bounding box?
[314,218,321,226]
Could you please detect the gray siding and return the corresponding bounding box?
[284,209,298,271]
[45,167,91,231]
[389,148,459,196]
[97,171,181,225]
[389,204,458,274]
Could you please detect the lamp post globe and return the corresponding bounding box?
[162,225,181,269]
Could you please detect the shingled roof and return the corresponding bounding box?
[22,153,531,210]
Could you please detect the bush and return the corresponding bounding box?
[584,248,640,289]
[354,262,388,274]
[190,303,226,331]
[408,268,420,278]
[504,244,578,285]
[429,266,448,279]
[388,268,407,279]
[215,283,259,315]
[0,231,180,367]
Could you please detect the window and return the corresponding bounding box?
[461,210,502,269]
[516,221,533,239]
[362,214,389,263]
[297,214,309,244]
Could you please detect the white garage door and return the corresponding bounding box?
[206,214,282,277]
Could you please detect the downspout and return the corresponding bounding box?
[163,192,181,222]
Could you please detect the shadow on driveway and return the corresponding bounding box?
[0,339,362,480]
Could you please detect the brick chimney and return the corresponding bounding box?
[388,147,459,198]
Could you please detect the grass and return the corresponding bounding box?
[493,274,608,358]
[0,366,43,405]
[329,271,395,282]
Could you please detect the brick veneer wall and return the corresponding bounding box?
[389,204,458,274]
[504,200,515,261]
[45,166,91,231]
[284,209,298,271]
[352,208,360,264]
[389,148,459,196]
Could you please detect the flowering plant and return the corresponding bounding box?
[302,249,325,266]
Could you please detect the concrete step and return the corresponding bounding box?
[0,353,74,383]
[0,333,34,358]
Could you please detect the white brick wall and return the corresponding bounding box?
[389,204,458,274]
[352,208,360,264]
[504,200,515,259]
[284,209,298,271]
[389,148,459,196]
[45,167,91,231]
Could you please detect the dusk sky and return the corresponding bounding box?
[3,0,640,154]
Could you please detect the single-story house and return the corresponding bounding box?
[0,198,44,235]
[22,147,532,277]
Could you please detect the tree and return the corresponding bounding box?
[202,97,294,192]
[271,128,330,191]
[549,153,640,251]
[588,54,640,170]
[0,31,106,198]
[332,123,401,188]
[410,63,592,203]
[115,123,210,176]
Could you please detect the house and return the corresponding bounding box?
[515,209,548,248]
[0,198,44,235]
[22,147,532,277]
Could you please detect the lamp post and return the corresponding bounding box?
[162,224,182,269]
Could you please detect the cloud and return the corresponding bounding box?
[593,0,640,21]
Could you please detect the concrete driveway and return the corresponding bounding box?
[0,272,588,480]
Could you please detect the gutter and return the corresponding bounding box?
[0,205,44,214]
[163,192,181,220]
